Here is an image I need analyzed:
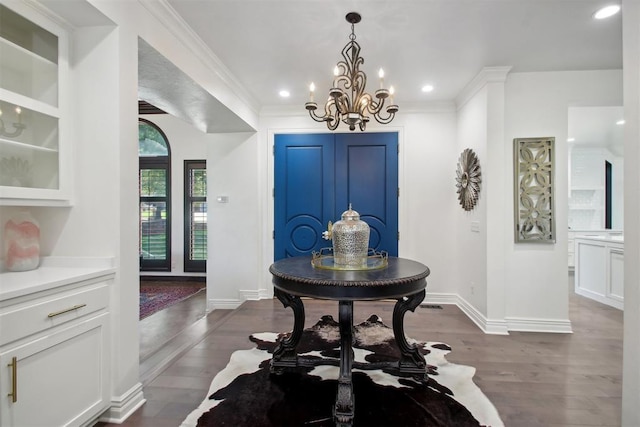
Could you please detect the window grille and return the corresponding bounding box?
[185,160,206,272]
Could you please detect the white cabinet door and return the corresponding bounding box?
[0,314,109,427]
[0,1,71,206]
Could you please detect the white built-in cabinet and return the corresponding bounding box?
[574,235,624,310]
[568,229,622,269]
[0,1,70,206]
[0,259,114,427]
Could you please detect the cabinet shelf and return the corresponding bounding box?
[0,137,58,153]
[571,187,605,191]
[0,88,59,118]
[0,37,57,106]
[569,207,604,210]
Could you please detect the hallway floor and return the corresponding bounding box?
[97,273,623,426]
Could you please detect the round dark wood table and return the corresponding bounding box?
[269,256,430,427]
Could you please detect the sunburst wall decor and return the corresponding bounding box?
[455,148,482,211]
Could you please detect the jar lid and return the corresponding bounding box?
[341,203,360,220]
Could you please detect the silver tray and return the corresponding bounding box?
[311,248,388,271]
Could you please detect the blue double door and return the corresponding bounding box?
[274,132,398,261]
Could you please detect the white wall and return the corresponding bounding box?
[71,1,144,418]
[456,87,489,315]
[139,114,209,277]
[395,110,459,296]
[622,0,640,423]
[453,68,509,333]
[504,70,622,328]
[206,132,261,308]
[455,87,488,316]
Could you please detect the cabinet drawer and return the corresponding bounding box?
[0,283,108,346]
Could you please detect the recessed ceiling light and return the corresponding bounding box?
[279,90,290,98]
[421,85,434,93]
[567,137,576,142]
[593,4,621,19]
[616,119,625,125]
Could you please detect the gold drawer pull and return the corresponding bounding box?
[8,357,17,403]
[47,303,87,318]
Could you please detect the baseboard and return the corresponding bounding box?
[99,382,146,424]
[455,295,509,335]
[258,289,570,335]
[209,298,243,310]
[239,289,271,300]
[423,292,458,305]
[574,287,623,310]
[505,317,573,333]
[140,275,205,282]
[422,292,573,334]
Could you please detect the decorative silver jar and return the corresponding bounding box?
[325,204,370,268]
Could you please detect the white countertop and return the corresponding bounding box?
[574,235,624,244]
[0,257,115,301]
[569,229,623,233]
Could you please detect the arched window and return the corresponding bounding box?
[139,119,171,271]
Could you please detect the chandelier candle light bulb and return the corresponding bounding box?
[379,68,384,89]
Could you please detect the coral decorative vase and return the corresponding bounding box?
[4,211,40,272]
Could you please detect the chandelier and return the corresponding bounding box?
[305,12,398,131]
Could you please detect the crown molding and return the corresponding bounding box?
[138,0,261,115]
[455,66,512,110]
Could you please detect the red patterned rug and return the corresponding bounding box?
[139,282,205,319]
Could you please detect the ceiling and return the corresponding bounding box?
[164,0,622,110]
[41,0,623,132]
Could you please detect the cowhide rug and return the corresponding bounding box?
[181,315,503,427]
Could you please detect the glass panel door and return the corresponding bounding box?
[139,166,170,271]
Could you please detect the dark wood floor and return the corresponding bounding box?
[97,273,623,427]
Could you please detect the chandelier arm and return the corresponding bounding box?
[372,109,397,125]
[307,107,328,123]
[324,100,341,131]
[327,109,340,130]
[362,94,383,116]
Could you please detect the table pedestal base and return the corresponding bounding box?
[270,288,428,426]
